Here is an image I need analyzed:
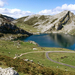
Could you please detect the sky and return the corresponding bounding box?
[0,0,75,18]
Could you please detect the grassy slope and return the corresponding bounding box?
[15,16,41,33]
[16,22,39,33]
[49,53,75,66]
[0,40,70,58]
[0,40,75,74]
[15,15,49,34]
[1,54,75,75]
[20,52,75,72]
[0,40,37,57]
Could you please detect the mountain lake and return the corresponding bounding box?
[20,33,75,50]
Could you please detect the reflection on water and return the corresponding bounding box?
[48,33,75,47]
[22,33,75,50]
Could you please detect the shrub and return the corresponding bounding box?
[0,55,75,75]
[0,63,2,65]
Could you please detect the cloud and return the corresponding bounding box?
[0,0,5,7]
[1,4,75,18]
[0,0,34,18]
[0,8,34,18]
[38,4,75,15]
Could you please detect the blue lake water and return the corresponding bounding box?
[21,33,75,50]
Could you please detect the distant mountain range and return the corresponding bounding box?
[0,10,75,36]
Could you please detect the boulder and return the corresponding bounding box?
[30,60,33,63]
[24,59,29,61]
[29,41,38,45]
[33,48,37,50]
[0,67,19,75]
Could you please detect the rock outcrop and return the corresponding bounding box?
[14,10,75,35]
[0,67,19,75]
[0,23,32,35]
[0,14,32,37]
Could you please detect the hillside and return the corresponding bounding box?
[14,10,75,35]
[0,12,75,75]
[0,40,75,75]
[0,14,32,40]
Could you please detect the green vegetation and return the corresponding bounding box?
[20,52,75,72]
[15,15,51,33]
[0,40,75,75]
[15,16,40,33]
[0,40,70,58]
[49,53,75,66]
[24,17,38,25]
[1,11,75,75]
[0,40,38,57]
[16,22,39,33]
[16,16,28,23]
[39,15,48,20]
[69,29,75,35]
[0,54,75,75]
[51,18,58,23]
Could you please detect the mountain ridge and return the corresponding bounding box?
[0,14,32,40]
[14,10,75,35]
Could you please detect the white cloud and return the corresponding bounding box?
[38,4,75,15]
[0,0,33,18]
[1,4,75,18]
[0,0,5,7]
[0,8,34,18]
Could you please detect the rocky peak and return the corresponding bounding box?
[15,10,75,35]
[54,11,74,30]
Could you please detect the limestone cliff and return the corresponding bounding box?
[14,10,75,35]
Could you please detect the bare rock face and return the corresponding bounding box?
[41,10,75,33]
[15,10,75,35]
[0,67,19,75]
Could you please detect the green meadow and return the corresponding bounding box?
[0,40,75,75]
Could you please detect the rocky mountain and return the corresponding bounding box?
[0,14,15,23]
[2,14,15,21]
[14,10,75,35]
[0,14,32,39]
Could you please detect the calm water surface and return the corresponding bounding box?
[21,33,75,50]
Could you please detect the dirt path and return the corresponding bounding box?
[46,51,75,68]
[14,51,75,59]
[14,51,75,68]
[14,51,48,59]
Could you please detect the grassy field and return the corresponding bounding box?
[0,40,38,57]
[49,53,75,66]
[20,52,75,72]
[0,39,71,58]
[0,40,75,74]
